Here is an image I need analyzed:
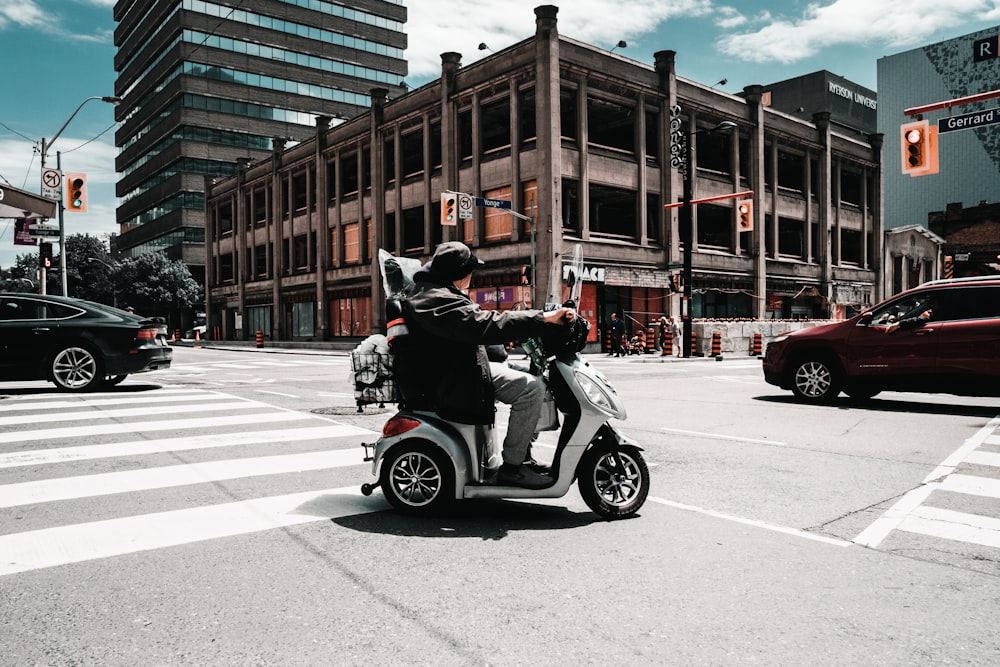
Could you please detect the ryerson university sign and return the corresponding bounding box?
[828,82,877,110]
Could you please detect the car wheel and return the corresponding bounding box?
[790,357,840,402]
[50,345,104,392]
[380,441,454,514]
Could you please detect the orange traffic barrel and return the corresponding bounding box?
[661,336,672,356]
[691,332,698,356]
[751,333,762,356]
[710,332,722,356]
[255,329,264,348]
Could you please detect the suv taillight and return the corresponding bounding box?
[136,328,158,341]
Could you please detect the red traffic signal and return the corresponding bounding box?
[899,121,938,176]
[737,200,753,231]
[440,192,457,225]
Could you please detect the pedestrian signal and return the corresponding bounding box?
[39,242,54,269]
[440,192,457,225]
[900,121,938,176]
[737,200,753,231]
[65,172,88,212]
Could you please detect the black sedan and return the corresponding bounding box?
[0,293,172,391]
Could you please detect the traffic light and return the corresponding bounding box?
[440,191,456,225]
[65,172,88,212]
[737,200,753,231]
[900,121,939,176]
[39,242,53,269]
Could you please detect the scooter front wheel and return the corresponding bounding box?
[380,441,454,513]
[578,445,649,520]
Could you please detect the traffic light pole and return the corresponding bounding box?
[57,151,67,297]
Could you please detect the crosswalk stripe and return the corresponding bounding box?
[0,412,310,444]
[939,474,1000,499]
[0,392,224,413]
[0,486,389,576]
[0,424,373,469]
[0,400,263,427]
[899,506,1000,549]
[0,449,368,508]
[965,451,1000,468]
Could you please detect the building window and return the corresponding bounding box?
[326,160,337,202]
[344,223,360,263]
[292,171,308,212]
[481,97,511,157]
[291,302,314,338]
[696,131,730,174]
[841,170,862,207]
[246,306,271,337]
[293,234,308,270]
[645,109,659,162]
[588,97,634,153]
[217,201,233,236]
[522,180,538,236]
[484,185,513,242]
[778,217,805,258]
[341,153,359,196]
[590,184,636,240]
[697,203,731,249]
[401,207,424,254]
[254,244,268,277]
[646,193,660,242]
[562,179,579,233]
[331,295,371,337]
[383,212,396,253]
[459,109,473,160]
[519,88,536,144]
[220,252,234,282]
[560,87,578,143]
[777,151,805,193]
[384,137,395,185]
[253,188,267,225]
[841,229,862,265]
[430,121,442,170]
[362,146,371,191]
[401,130,423,178]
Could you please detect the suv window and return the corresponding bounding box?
[934,285,1000,321]
[870,293,937,326]
[0,298,81,321]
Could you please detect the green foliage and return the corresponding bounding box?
[115,252,202,316]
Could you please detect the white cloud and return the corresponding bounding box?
[0,0,47,30]
[405,0,712,80]
[719,0,999,63]
[715,6,747,29]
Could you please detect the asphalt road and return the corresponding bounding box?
[1,345,998,665]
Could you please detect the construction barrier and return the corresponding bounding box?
[646,323,656,353]
[691,332,698,357]
[710,331,722,356]
[661,336,672,356]
[751,332,763,356]
[255,329,264,348]
[174,329,181,342]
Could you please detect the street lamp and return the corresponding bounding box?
[40,95,122,298]
[680,120,737,357]
[86,256,117,308]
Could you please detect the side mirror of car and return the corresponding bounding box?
[858,312,873,326]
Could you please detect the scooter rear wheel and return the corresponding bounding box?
[578,445,649,520]
[380,441,454,513]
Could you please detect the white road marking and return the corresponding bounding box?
[0,391,212,413]
[0,424,373,469]
[0,400,263,427]
[899,506,1000,549]
[965,450,1000,468]
[661,427,788,447]
[648,496,851,547]
[0,486,389,576]
[854,415,1000,549]
[0,412,311,445]
[0,449,368,508]
[256,390,300,398]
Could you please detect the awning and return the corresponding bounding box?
[0,184,57,220]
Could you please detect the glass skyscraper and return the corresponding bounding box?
[112,0,407,283]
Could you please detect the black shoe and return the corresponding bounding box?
[497,464,551,489]
[523,457,550,474]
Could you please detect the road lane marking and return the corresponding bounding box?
[661,427,788,447]
[648,496,851,547]
[0,424,374,469]
[0,391,211,413]
[0,449,368,508]
[965,451,1000,468]
[922,415,1000,483]
[0,412,311,445]
[939,473,1000,498]
[0,486,389,576]
[256,390,300,398]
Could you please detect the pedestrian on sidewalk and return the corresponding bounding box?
[608,312,626,357]
[668,316,681,357]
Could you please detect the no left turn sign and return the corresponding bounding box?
[41,168,62,200]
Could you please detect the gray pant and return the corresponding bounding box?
[489,361,543,465]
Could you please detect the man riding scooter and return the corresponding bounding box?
[392,241,576,489]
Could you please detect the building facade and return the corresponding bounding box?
[204,5,883,346]
[878,26,1000,231]
[112,0,408,285]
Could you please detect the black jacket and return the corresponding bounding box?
[393,266,547,424]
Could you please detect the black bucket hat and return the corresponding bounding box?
[429,241,484,281]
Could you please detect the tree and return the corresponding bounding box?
[63,234,115,303]
[115,252,202,317]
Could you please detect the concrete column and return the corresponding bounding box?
[235,157,250,340]
[868,132,884,303]
[743,85,766,319]
[813,111,833,306]
[315,115,331,340]
[440,52,462,243]
[270,137,286,340]
[369,88,388,331]
[534,5,562,306]
[654,50,678,307]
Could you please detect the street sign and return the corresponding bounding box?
[938,107,1000,133]
[41,168,62,200]
[28,224,61,238]
[458,194,474,220]
[475,197,512,210]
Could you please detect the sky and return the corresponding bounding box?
[1,0,999,270]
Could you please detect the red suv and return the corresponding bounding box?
[762,276,1000,402]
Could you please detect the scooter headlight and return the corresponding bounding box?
[575,370,617,414]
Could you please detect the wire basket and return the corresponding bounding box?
[350,351,397,411]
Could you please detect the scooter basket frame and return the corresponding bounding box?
[350,351,397,410]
